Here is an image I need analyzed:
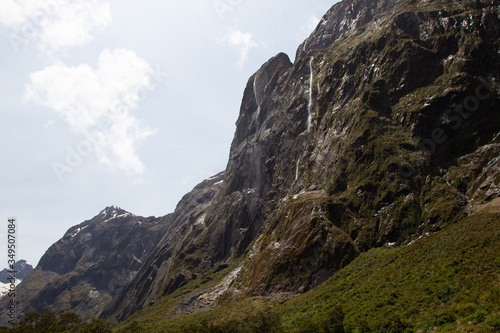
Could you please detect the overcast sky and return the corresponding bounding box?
[0,0,338,267]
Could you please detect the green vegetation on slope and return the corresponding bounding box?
[113,212,500,332]
[281,212,500,333]
[0,311,114,333]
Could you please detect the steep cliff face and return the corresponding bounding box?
[10,0,500,325]
[106,0,500,322]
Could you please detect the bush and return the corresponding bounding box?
[175,311,282,333]
[81,317,113,333]
[297,317,322,333]
[357,319,371,333]
[3,311,114,333]
[323,305,345,333]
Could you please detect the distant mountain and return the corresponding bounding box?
[0,260,33,299]
[0,260,33,283]
[0,206,171,321]
[4,0,500,331]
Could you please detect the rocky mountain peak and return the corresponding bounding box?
[232,52,293,148]
[98,205,132,221]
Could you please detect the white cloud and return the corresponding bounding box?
[25,49,157,175]
[220,29,261,69]
[43,119,56,131]
[0,0,44,27]
[0,0,111,51]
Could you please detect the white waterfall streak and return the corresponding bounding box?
[307,57,314,132]
[253,75,261,124]
[295,157,301,181]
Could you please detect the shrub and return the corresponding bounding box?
[323,305,345,333]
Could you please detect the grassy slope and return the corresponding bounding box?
[114,211,500,332]
[281,212,500,333]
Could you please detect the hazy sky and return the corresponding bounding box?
[0,0,338,266]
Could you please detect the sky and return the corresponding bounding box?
[0,0,338,267]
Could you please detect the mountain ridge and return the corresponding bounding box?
[1,206,172,321]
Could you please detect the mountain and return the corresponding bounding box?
[106,0,500,323]
[6,0,500,331]
[0,260,33,299]
[0,207,171,321]
[0,260,33,283]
